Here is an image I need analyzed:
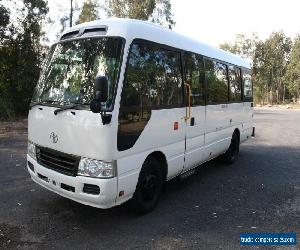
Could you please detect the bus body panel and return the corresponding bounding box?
[28,106,117,160]
[241,102,254,142]
[184,106,206,170]
[116,108,186,178]
[205,104,230,158]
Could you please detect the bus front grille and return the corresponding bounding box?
[36,146,80,176]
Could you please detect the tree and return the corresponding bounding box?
[253,32,291,104]
[219,33,258,62]
[106,0,155,19]
[70,0,73,27]
[0,0,49,119]
[220,32,292,105]
[285,35,300,102]
[0,4,10,39]
[0,4,12,119]
[151,0,175,29]
[105,0,175,29]
[77,0,98,24]
[59,0,80,31]
[18,0,48,110]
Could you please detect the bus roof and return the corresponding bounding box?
[60,18,250,69]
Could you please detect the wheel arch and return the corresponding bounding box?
[233,128,240,143]
[145,151,168,182]
[233,128,240,152]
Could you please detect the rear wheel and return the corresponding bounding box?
[222,132,239,164]
[132,157,163,214]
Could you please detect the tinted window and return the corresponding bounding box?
[205,59,229,104]
[118,41,183,151]
[184,52,205,105]
[242,69,253,100]
[228,65,242,102]
[121,42,183,109]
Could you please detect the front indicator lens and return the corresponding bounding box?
[27,141,36,160]
[78,158,116,178]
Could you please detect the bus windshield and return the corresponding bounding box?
[32,37,124,109]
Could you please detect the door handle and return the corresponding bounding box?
[183,81,192,122]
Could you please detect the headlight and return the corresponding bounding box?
[28,141,36,160]
[78,158,116,178]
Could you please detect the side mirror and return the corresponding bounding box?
[90,76,108,113]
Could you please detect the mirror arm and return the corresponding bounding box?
[100,110,112,125]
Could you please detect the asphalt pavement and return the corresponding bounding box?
[0,108,299,249]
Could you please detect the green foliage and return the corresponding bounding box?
[220,32,297,104]
[220,33,258,60]
[0,0,49,119]
[151,0,175,29]
[253,32,291,104]
[0,96,15,121]
[0,4,10,38]
[284,35,300,102]
[77,0,98,24]
[106,0,155,20]
[105,0,175,29]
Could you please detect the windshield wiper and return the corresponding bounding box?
[53,103,86,115]
[30,100,61,109]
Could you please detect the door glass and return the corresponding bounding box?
[184,52,205,106]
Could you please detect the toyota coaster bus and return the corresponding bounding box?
[27,18,254,214]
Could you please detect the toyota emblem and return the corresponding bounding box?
[50,132,58,143]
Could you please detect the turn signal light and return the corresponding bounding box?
[174,122,179,130]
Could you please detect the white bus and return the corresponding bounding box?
[27,18,254,214]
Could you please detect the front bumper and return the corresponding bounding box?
[27,155,118,209]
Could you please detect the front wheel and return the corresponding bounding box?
[222,132,239,164]
[132,157,163,214]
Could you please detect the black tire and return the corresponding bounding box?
[132,157,163,214]
[222,132,239,164]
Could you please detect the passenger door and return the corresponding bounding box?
[183,52,206,170]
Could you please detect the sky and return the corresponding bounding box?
[172,0,300,46]
[5,0,300,46]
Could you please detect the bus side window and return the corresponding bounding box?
[242,69,253,101]
[184,52,205,106]
[205,59,229,104]
[228,65,242,102]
